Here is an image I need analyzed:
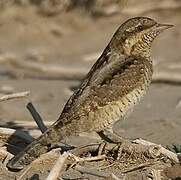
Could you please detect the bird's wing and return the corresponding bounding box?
[56,49,151,128]
[59,47,128,115]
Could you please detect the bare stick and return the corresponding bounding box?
[70,153,106,162]
[70,143,100,156]
[112,173,124,180]
[0,149,13,163]
[74,164,123,179]
[17,166,32,180]
[0,91,30,102]
[26,102,47,133]
[122,162,155,173]
[46,151,69,180]
[133,138,179,163]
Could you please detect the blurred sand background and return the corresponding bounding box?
[0,0,180,147]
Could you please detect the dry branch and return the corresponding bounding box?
[17,166,32,180]
[122,162,155,173]
[70,153,106,162]
[74,164,123,179]
[0,91,30,102]
[0,149,13,162]
[46,151,69,180]
[26,102,47,133]
[133,139,179,163]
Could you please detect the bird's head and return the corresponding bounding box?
[110,17,173,58]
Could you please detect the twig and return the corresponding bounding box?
[71,143,116,156]
[17,166,32,180]
[122,162,156,173]
[74,164,123,179]
[0,91,30,102]
[26,102,47,133]
[70,153,106,162]
[112,173,124,180]
[0,149,13,163]
[46,151,69,180]
[133,138,179,163]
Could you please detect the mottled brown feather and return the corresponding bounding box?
[7,17,172,170]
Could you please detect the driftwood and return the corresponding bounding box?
[46,151,69,180]
[74,164,123,179]
[133,139,179,163]
[0,91,30,102]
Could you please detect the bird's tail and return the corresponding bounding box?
[7,124,67,170]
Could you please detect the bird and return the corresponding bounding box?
[7,17,173,170]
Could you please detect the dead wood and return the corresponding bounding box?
[74,164,123,179]
[121,162,156,173]
[26,102,47,133]
[0,91,30,102]
[133,139,179,163]
[46,151,69,180]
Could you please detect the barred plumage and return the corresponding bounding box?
[7,17,173,170]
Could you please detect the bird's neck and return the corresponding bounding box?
[131,40,151,60]
[109,36,152,64]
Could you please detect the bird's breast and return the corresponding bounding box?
[91,85,147,131]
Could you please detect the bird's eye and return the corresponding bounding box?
[138,26,143,31]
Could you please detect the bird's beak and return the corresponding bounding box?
[155,23,174,32]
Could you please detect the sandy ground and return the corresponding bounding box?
[0,1,180,179]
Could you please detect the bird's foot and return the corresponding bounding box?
[114,139,132,160]
[98,142,107,155]
[97,137,132,160]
